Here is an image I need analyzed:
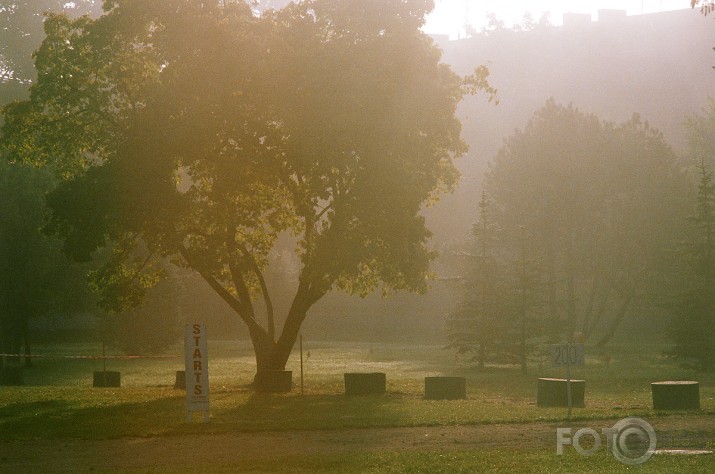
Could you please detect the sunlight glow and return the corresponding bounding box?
[424,0,693,38]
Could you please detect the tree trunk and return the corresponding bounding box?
[249,328,276,375]
[249,287,316,389]
[23,335,32,367]
[22,317,32,367]
[565,241,577,340]
[187,245,326,391]
[520,326,527,374]
[249,332,291,392]
[582,272,603,337]
[595,289,634,349]
[584,284,611,341]
[272,292,313,370]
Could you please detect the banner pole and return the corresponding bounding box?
[566,345,572,421]
[300,334,304,396]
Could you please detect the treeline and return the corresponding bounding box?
[448,100,715,371]
[0,1,218,358]
[1,3,714,371]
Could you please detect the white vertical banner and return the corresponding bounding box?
[185,323,209,421]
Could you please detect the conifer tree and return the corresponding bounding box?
[670,159,715,371]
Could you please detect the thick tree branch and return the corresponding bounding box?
[178,245,265,336]
[228,258,255,318]
[237,243,275,341]
[315,201,333,222]
[224,227,257,321]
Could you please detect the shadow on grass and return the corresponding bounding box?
[1,384,416,441]
[165,387,422,439]
[0,392,185,441]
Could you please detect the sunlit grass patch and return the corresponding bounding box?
[1,340,713,443]
[133,448,715,473]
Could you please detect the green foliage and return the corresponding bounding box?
[447,192,511,364]
[87,244,163,314]
[447,192,547,370]
[685,99,715,168]
[0,160,92,355]
[100,269,182,355]
[483,100,691,349]
[691,160,715,278]
[668,160,715,371]
[0,1,101,93]
[0,0,481,373]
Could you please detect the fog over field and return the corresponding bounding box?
[1,2,714,374]
[1,6,714,472]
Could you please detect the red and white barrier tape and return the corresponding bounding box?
[0,353,180,359]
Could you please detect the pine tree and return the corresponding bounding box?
[447,192,507,368]
[447,193,545,371]
[671,159,715,371]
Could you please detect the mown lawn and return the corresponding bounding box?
[187,449,715,473]
[1,340,713,472]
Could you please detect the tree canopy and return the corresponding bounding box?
[0,160,92,363]
[481,100,690,350]
[0,1,101,102]
[0,0,484,385]
[669,160,715,371]
[666,102,715,371]
[692,0,715,16]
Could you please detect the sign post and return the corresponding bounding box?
[300,334,304,396]
[185,323,209,422]
[551,343,585,420]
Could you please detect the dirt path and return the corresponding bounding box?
[0,415,712,472]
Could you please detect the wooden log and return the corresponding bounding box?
[174,370,186,389]
[652,381,700,410]
[344,372,386,396]
[255,370,293,393]
[537,377,585,407]
[424,376,467,400]
[93,371,121,387]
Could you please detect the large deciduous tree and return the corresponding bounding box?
[1,0,486,387]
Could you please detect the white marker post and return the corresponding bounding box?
[551,343,585,421]
[185,323,209,422]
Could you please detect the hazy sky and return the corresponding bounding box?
[424,0,694,37]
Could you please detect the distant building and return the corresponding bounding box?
[563,12,592,28]
[598,9,627,23]
[428,33,450,49]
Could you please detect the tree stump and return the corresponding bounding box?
[255,370,292,393]
[344,372,386,396]
[652,381,700,410]
[174,370,186,389]
[424,376,467,400]
[537,378,585,407]
[93,371,121,387]
[0,366,24,386]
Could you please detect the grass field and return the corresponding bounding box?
[1,339,713,472]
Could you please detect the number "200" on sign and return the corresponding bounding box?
[551,344,585,368]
